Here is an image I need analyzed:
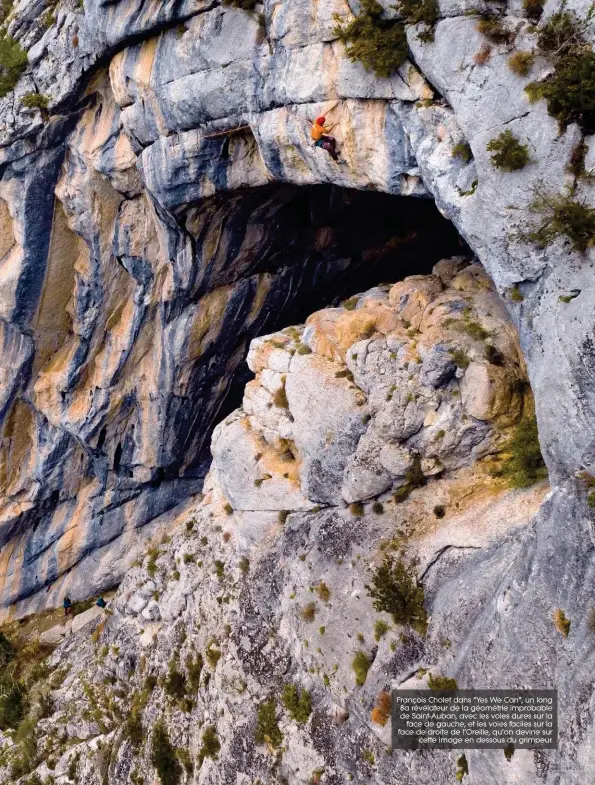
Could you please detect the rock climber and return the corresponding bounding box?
[311,116,339,161]
[63,595,72,616]
[96,596,107,609]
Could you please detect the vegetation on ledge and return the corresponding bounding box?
[333,0,408,78]
[366,555,428,635]
[0,34,27,98]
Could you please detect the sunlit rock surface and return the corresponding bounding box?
[0,0,593,781]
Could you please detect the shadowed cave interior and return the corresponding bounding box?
[187,182,470,473]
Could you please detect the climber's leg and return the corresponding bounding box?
[321,135,339,161]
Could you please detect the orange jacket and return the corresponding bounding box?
[311,121,330,141]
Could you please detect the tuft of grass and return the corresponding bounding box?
[151,721,181,785]
[281,683,312,724]
[273,386,289,408]
[451,141,472,163]
[255,698,283,748]
[366,556,428,635]
[333,0,408,78]
[278,510,290,525]
[428,673,458,690]
[509,285,524,302]
[374,619,389,641]
[352,650,372,686]
[198,725,220,766]
[300,601,317,622]
[508,51,534,76]
[523,188,595,253]
[433,504,446,518]
[498,413,548,489]
[553,608,570,637]
[448,348,469,369]
[456,753,469,782]
[350,501,364,516]
[21,93,49,109]
[205,643,221,669]
[372,501,384,514]
[316,581,330,602]
[297,344,312,355]
[526,11,595,134]
[487,130,530,171]
[477,15,509,44]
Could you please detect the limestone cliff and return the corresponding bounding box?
[0,0,593,782]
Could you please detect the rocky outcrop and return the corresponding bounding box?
[0,263,551,785]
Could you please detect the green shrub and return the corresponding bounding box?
[508,51,534,76]
[352,650,372,686]
[374,619,389,640]
[477,16,509,44]
[527,12,595,133]
[198,725,220,765]
[528,49,595,134]
[486,130,530,171]
[176,747,193,775]
[524,189,595,253]
[164,660,187,701]
[0,631,15,667]
[366,556,428,635]
[21,93,49,109]
[0,674,25,729]
[0,0,13,25]
[281,683,312,724]
[0,34,26,98]
[499,414,548,489]
[255,698,283,748]
[151,721,181,785]
[395,0,438,42]
[372,501,384,514]
[333,0,408,78]
[428,673,458,690]
[451,141,472,163]
[448,348,469,369]
[455,753,469,781]
[536,11,581,57]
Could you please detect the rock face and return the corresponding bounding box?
[0,264,551,785]
[0,0,594,782]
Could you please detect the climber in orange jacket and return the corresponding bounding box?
[311,116,339,161]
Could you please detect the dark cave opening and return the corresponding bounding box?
[177,182,470,477]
